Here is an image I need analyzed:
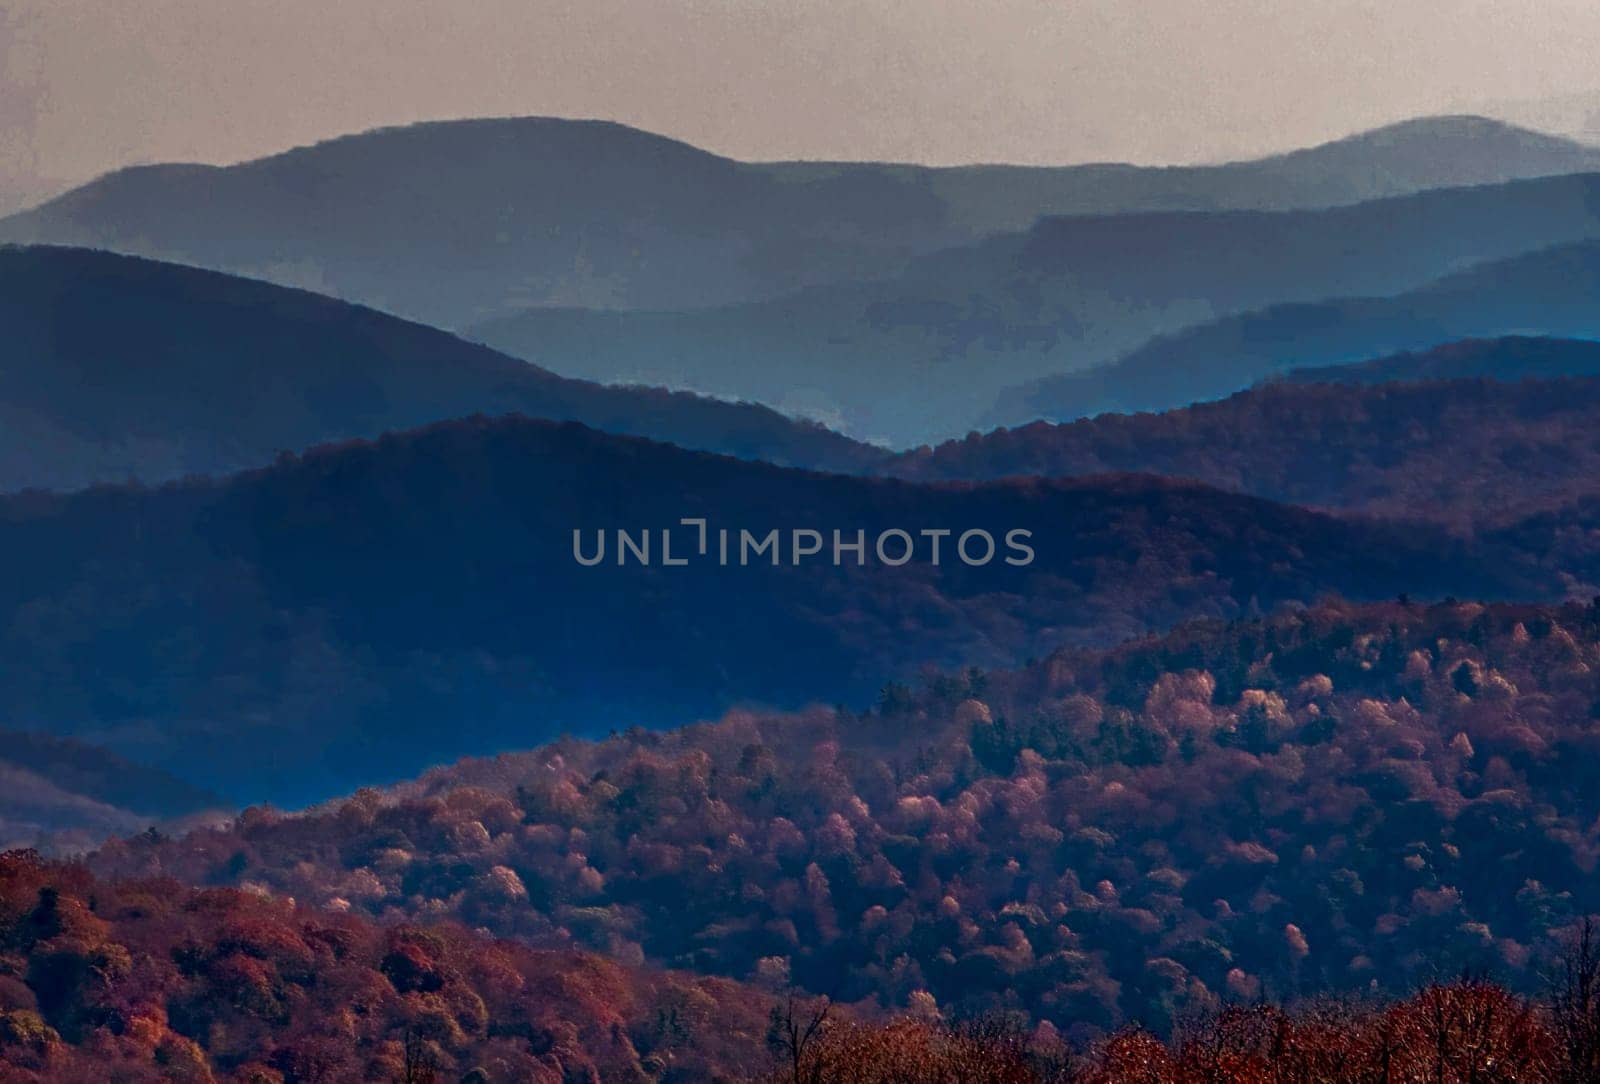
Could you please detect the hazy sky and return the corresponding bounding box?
[5,0,1600,209]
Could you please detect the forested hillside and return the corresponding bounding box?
[0,850,776,1082]
[93,601,1600,1040]
[0,416,1524,803]
[890,375,1600,523]
[6,851,1594,1082]
[14,10,1600,1078]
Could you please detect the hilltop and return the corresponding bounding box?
[4,114,1595,326]
[0,414,1540,802]
[0,245,879,492]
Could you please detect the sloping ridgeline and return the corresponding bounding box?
[5,114,1597,325]
[0,245,881,492]
[0,416,1544,804]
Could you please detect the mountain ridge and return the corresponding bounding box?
[0,245,883,492]
[6,113,1597,327]
[1275,334,1600,386]
[0,411,1547,804]
[887,368,1600,524]
[473,171,1600,444]
[992,240,1600,425]
[87,598,1600,1038]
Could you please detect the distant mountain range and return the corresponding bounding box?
[994,241,1600,424]
[473,171,1600,444]
[0,730,223,853]
[0,414,1541,804]
[888,364,1600,523]
[0,246,880,491]
[4,244,1598,493]
[1,114,1595,328]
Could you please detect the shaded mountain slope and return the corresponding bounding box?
[888,373,1600,524]
[0,117,958,323]
[995,241,1600,424]
[1278,335,1600,386]
[473,171,1600,445]
[0,414,1543,804]
[3,115,1596,325]
[0,246,879,491]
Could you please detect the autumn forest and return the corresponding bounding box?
[9,17,1600,1080]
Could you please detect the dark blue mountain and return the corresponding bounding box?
[0,245,879,491]
[0,414,1544,804]
[994,241,1600,424]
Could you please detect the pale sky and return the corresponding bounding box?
[5,0,1600,211]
